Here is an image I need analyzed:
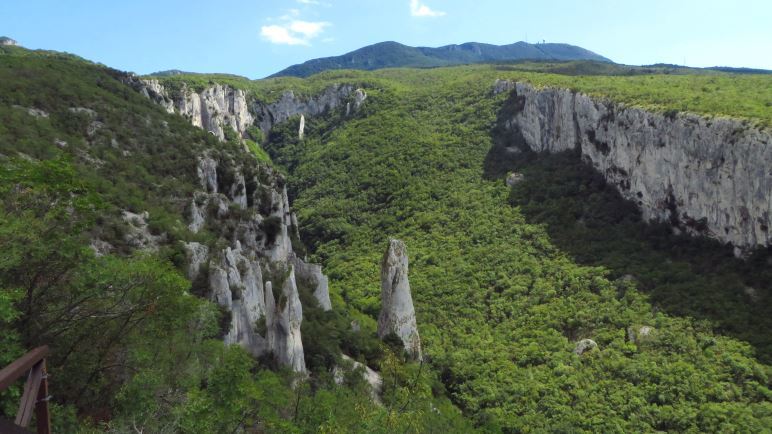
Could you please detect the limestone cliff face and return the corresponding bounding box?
[496,80,772,252]
[266,267,306,372]
[255,85,363,133]
[181,154,333,373]
[378,239,422,360]
[135,79,253,141]
[129,77,366,141]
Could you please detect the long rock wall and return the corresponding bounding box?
[131,77,365,141]
[495,80,772,252]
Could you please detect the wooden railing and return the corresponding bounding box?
[0,346,51,434]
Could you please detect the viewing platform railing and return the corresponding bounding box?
[0,346,51,434]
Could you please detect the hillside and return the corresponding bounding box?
[1,44,771,433]
[269,40,612,78]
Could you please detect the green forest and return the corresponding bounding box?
[0,44,771,433]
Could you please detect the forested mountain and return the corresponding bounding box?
[269,41,612,77]
[1,42,771,433]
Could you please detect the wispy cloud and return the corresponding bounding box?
[261,19,331,46]
[297,0,332,6]
[410,0,445,17]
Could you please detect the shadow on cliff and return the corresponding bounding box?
[486,134,772,363]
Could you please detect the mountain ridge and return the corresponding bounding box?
[269,40,613,78]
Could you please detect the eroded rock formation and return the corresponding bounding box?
[176,155,334,373]
[496,80,772,253]
[266,267,306,373]
[377,239,422,360]
[126,77,366,142]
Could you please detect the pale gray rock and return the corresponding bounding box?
[292,255,332,310]
[334,354,382,403]
[298,114,305,140]
[89,239,113,257]
[499,81,772,251]
[208,244,269,357]
[627,326,654,343]
[268,186,294,262]
[266,266,307,373]
[506,172,525,187]
[13,106,49,118]
[492,79,516,95]
[121,210,163,250]
[377,239,422,360]
[256,84,358,133]
[188,193,208,233]
[230,171,248,209]
[68,107,97,117]
[131,78,364,142]
[132,79,254,140]
[209,266,232,308]
[353,88,367,111]
[0,37,18,46]
[196,156,218,193]
[183,242,209,280]
[138,79,175,113]
[574,339,598,355]
[86,121,104,137]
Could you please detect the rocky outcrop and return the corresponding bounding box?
[378,239,422,360]
[266,267,306,373]
[497,80,772,252]
[124,77,347,372]
[177,156,335,373]
[208,243,269,356]
[196,155,218,193]
[627,325,655,344]
[506,172,524,187]
[574,339,598,355]
[255,84,362,133]
[121,210,164,250]
[135,80,253,141]
[0,37,18,46]
[183,241,209,280]
[292,255,332,310]
[334,354,383,403]
[127,76,365,142]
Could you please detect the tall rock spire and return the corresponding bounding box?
[377,239,422,360]
[266,266,307,373]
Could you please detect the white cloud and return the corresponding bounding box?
[289,20,328,39]
[296,0,332,6]
[260,20,330,46]
[410,0,445,17]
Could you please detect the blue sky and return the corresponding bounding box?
[2,0,770,78]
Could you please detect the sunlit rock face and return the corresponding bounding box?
[497,80,772,253]
[377,239,422,360]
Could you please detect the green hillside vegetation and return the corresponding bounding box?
[0,48,472,432]
[156,64,772,127]
[268,41,611,78]
[1,45,771,432]
[262,68,772,431]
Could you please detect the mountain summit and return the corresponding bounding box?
[270,40,612,77]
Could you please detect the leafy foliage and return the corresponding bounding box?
[1,43,771,432]
[264,66,772,431]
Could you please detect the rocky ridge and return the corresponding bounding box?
[126,77,368,373]
[127,77,366,141]
[495,80,772,253]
